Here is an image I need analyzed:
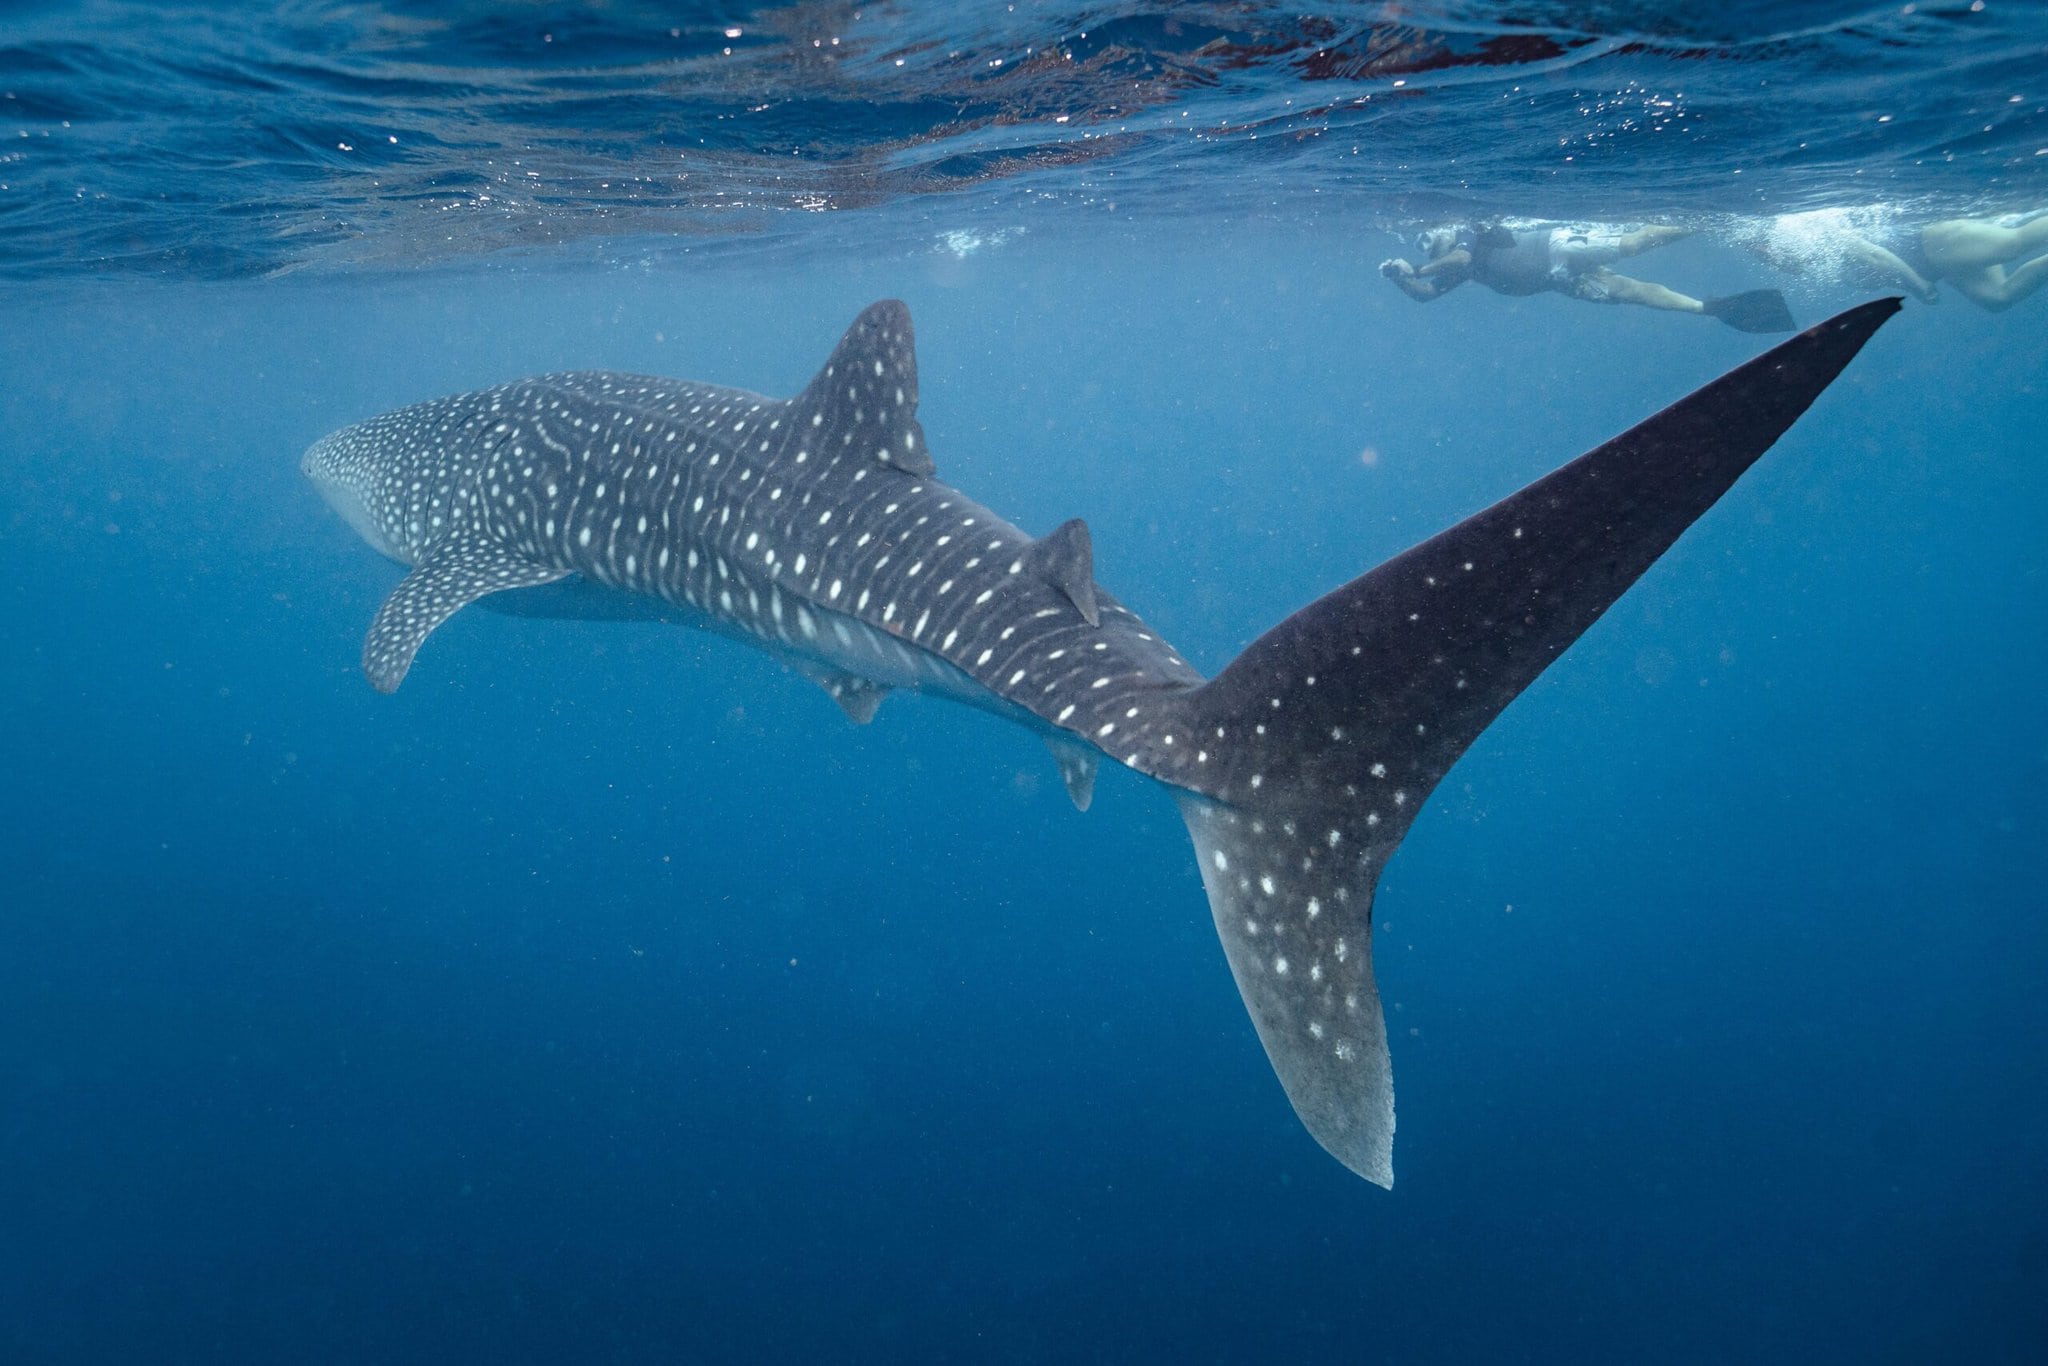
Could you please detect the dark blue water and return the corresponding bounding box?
[3,4,2045,1363]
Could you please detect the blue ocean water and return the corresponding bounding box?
[2,3,2045,1363]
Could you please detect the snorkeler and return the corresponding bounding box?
[1744,208,2048,311]
[1919,212,2048,311]
[1380,222,1796,332]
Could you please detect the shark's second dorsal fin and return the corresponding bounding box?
[791,300,933,477]
[1027,518,1099,626]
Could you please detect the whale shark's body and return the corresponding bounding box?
[304,297,1898,1185]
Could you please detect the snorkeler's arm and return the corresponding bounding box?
[1840,234,1938,302]
[1413,248,1473,279]
[1380,253,1464,301]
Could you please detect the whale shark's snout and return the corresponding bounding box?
[301,429,407,564]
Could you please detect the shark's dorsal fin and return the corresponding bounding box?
[792,659,890,725]
[1041,733,1100,812]
[791,300,933,477]
[1027,517,1099,626]
[362,538,567,693]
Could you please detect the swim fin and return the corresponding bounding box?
[1703,288,1796,333]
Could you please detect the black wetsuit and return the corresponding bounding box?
[1429,226,1553,296]
[1466,226,1554,295]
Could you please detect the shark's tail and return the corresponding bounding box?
[1164,300,1899,1185]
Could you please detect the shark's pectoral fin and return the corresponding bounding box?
[363,539,567,693]
[1027,517,1099,626]
[792,660,891,725]
[1041,732,1100,812]
[791,299,934,477]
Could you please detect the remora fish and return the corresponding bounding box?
[303,297,1898,1186]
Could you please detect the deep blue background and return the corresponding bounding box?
[2,225,2044,1362]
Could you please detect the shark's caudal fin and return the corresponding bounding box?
[1170,299,1899,1185]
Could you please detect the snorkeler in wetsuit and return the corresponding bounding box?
[1381,222,1796,332]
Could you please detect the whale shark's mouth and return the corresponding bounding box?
[302,438,407,565]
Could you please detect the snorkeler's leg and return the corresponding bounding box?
[1578,269,1791,330]
[1613,224,1690,258]
[1948,255,2048,312]
[1998,252,2048,306]
[1593,270,1704,313]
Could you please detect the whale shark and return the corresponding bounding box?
[304,296,1898,1186]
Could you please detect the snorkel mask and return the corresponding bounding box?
[1414,226,1458,257]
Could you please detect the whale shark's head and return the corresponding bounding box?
[301,427,410,564]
